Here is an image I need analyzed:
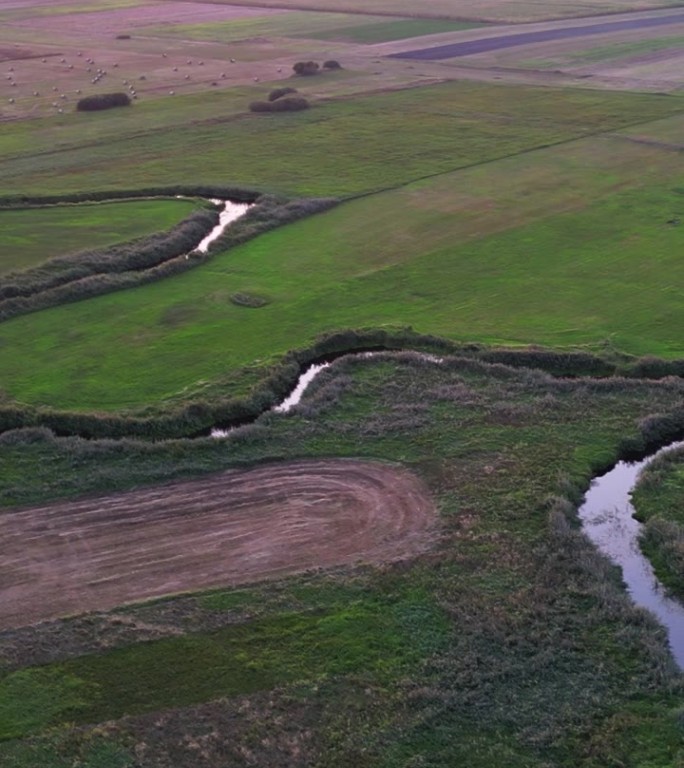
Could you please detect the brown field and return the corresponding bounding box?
[0,459,437,629]
[4,2,684,122]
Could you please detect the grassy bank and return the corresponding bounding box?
[1,354,683,766]
[632,449,684,600]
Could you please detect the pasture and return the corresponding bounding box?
[0,198,199,274]
[2,80,682,198]
[1,120,684,411]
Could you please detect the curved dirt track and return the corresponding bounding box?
[0,460,437,629]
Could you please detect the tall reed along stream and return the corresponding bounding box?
[579,441,684,668]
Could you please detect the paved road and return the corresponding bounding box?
[390,11,684,60]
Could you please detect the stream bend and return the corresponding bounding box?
[579,441,684,668]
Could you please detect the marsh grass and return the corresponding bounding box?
[633,448,684,599]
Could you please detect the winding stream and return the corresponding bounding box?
[210,352,443,438]
[579,441,684,668]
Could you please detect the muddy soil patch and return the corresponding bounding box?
[0,459,437,629]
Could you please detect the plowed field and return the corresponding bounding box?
[0,459,437,628]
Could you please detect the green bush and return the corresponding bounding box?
[293,61,319,76]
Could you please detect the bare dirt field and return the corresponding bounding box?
[0,459,437,629]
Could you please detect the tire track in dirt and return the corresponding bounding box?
[0,460,437,629]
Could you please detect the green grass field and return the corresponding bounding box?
[144,14,483,44]
[0,128,683,411]
[300,18,484,43]
[519,35,684,70]
[140,12,391,43]
[2,81,681,199]
[0,199,199,276]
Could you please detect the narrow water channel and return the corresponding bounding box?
[210,352,443,438]
[579,441,684,668]
[195,199,252,253]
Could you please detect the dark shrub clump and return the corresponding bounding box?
[293,61,319,76]
[270,96,309,112]
[77,92,131,111]
[323,60,342,70]
[249,96,309,113]
[268,86,298,102]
